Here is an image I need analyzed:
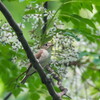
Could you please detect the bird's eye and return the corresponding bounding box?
[44,44,48,46]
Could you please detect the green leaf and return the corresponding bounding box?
[79,51,90,58]
[63,32,80,41]
[30,93,40,100]
[71,28,100,43]
[3,0,27,22]
[71,14,96,29]
[0,12,7,24]
[24,9,35,14]
[80,3,93,12]
[93,12,100,22]
[22,22,33,42]
[46,96,52,100]
[93,59,100,65]
[12,87,23,97]
[60,14,96,29]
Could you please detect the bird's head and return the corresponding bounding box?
[41,43,54,50]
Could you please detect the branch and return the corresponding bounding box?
[89,67,100,71]
[42,2,48,34]
[64,60,81,67]
[45,65,68,97]
[0,2,61,100]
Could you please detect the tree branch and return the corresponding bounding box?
[0,2,61,100]
[45,66,68,97]
[42,2,48,34]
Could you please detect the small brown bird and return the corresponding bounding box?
[21,43,53,83]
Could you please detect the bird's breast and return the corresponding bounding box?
[39,49,51,67]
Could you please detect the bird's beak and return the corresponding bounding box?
[50,44,54,47]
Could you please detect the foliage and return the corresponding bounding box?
[0,0,100,100]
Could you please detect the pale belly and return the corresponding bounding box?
[27,49,51,75]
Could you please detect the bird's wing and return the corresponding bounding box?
[35,49,43,59]
[26,49,43,75]
[26,49,43,69]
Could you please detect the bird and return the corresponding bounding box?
[21,43,53,84]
